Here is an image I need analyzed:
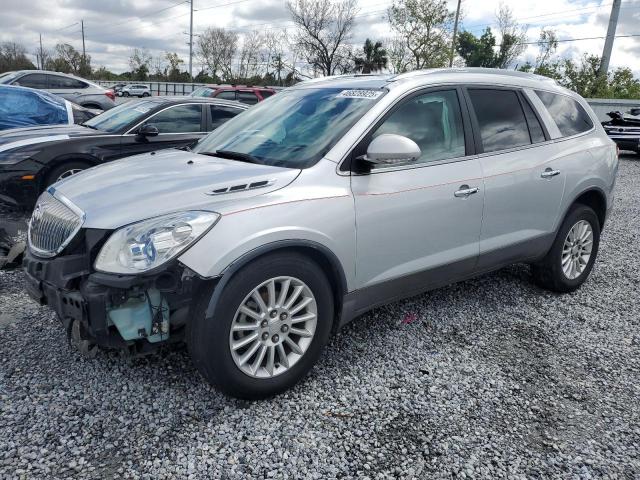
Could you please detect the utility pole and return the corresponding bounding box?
[189,0,194,82]
[449,0,462,67]
[39,33,44,69]
[81,19,86,72]
[598,0,621,78]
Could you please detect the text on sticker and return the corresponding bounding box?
[336,90,383,100]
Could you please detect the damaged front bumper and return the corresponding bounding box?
[23,228,213,352]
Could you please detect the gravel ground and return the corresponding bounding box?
[1,154,639,479]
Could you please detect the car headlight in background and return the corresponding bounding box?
[0,150,40,165]
[95,211,220,274]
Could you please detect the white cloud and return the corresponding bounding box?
[0,0,637,75]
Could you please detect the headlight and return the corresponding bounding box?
[0,150,39,165]
[95,211,219,274]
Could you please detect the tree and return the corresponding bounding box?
[286,0,358,76]
[354,39,388,73]
[128,48,152,80]
[388,0,453,70]
[494,3,527,68]
[456,28,498,67]
[238,30,263,80]
[197,27,238,82]
[386,36,411,73]
[535,28,558,71]
[0,42,35,72]
[607,67,640,99]
[47,43,89,75]
[165,52,185,81]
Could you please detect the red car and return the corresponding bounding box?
[189,85,277,105]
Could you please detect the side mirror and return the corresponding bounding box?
[362,134,421,165]
[138,124,159,137]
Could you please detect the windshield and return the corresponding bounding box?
[83,100,156,132]
[0,72,20,84]
[193,87,385,168]
[190,87,214,97]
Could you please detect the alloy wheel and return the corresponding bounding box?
[561,220,593,280]
[56,168,84,182]
[229,276,318,378]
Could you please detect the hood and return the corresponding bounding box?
[53,149,301,229]
[0,124,102,151]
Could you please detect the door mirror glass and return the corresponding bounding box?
[363,134,421,165]
[138,124,159,137]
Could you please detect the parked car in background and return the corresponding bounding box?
[0,85,98,131]
[190,85,277,104]
[602,109,640,154]
[21,69,617,399]
[0,97,247,208]
[0,70,116,111]
[120,84,151,97]
[107,83,127,94]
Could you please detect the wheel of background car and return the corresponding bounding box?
[142,92,149,97]
[531,204,601,293]
[123,91,129,97]
[46,161,92,188]
[188,252,334,399]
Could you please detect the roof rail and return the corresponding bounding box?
[391,67,558,84]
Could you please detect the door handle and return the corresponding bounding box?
[454,185,479,198]
[541,168,561,178]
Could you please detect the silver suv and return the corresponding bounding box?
[120,84,151,98]
[24,69,618,399]
[0,70,116,110]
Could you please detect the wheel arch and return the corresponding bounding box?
[199,240,348,331]
[571,187,608,229]
[40,155,98,191]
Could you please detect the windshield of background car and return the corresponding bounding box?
[0,72,20,84]
[83,100,156,132]
[190,87,215,97]
[193,87,386,168]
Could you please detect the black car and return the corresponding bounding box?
[0,97,247,208]
[602,109,640,154]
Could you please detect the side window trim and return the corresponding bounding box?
[346,86,475,174]
[516,90,550,142]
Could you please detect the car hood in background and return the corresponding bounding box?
[53,148,301,229]
[0,124,103,151]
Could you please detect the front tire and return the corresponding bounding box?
[189,253,334,399]
[532,204,601,293]
[123,91,130,97]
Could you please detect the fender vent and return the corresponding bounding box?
[206,179,273,196]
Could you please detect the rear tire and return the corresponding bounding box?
[45,161,92,188]
[142,92,149,97]
[188,252,334,399]
[123,92,130,97]
[532,204,600,293]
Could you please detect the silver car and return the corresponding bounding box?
[0,70,116,110]
[23,69,618,399]
[120,84,151,98]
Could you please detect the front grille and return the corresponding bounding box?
[28,191,84,258]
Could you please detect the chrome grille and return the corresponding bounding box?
[28,191,84,258]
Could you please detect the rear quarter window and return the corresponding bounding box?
[535,91,593,137]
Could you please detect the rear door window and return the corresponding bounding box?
[215,90,236,101]
[210,105,243,129]
[15,73,49,89]
[535,90,593,137]
[147,104,203,133]
[238,91,259,105]
[521,96,546,143]
[468,89,531,153]
[49,75,87,89]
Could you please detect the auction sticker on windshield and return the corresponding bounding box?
[336,90,383,99]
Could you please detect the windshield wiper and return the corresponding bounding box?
[80,123,99,130]
[200,150,262,164]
